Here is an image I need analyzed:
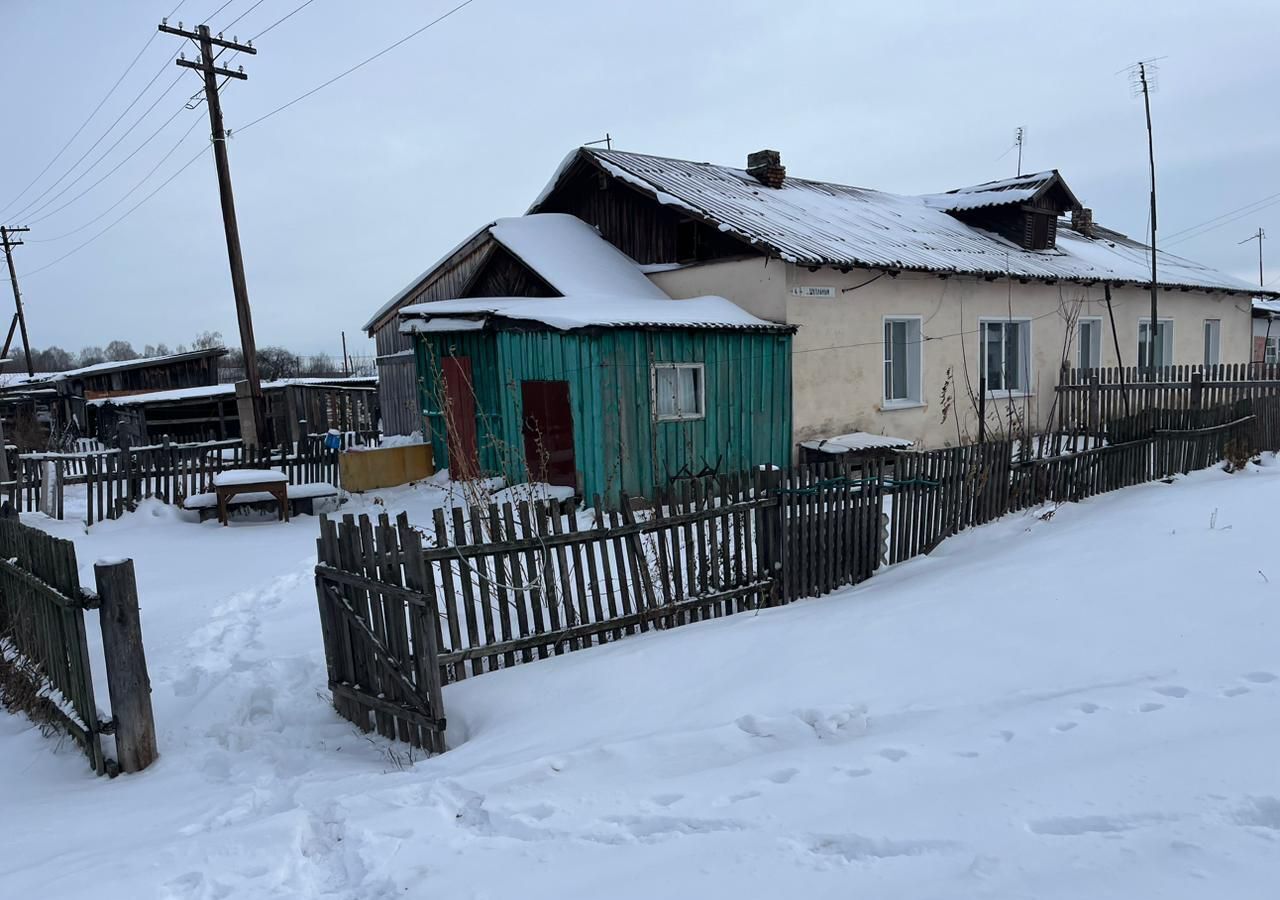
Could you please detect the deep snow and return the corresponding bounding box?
[2,464,1280,898]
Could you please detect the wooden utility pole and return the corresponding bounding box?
[1240,228,1265,287]
[341,330,350,376]
[0,226,33,376]
[1137,61,1160,381]
[159,20,267,444]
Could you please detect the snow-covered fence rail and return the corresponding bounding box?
[0,513,157,776]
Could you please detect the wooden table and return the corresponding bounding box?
[212,469,289,526]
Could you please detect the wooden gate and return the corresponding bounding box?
[314,512,447,754]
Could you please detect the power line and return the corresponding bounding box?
[201,0,238,24]
[238,0,479,134]
[7,48,183,223]
[14,0,475,279]
[27,115,207,241]
[20,145,210,279]
[0,0,187,217]
[223,0,268,31]
[1164,192,1280,248]
[21,71,191,224]
[251,0,320,39]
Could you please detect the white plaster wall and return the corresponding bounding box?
[648,256,1253,450]
[648,257,787,321]
[787,268,1252,447]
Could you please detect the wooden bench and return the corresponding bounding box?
[183,478,341,524]
[212,469,288,526]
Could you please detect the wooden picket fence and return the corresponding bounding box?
[313,396,1280,754]
[0,513,157,776]
[10,431,378,526]
[1055,363,1280,437]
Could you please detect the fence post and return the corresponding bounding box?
[755,468,783,605]
[1190,371,1204,411]
[95,559,158,774]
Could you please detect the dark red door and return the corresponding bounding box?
[440,356,479,478]
[521,380,576,488]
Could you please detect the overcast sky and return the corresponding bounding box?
[1,0,1277,360]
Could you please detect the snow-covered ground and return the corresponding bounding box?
[3,463,1280,898]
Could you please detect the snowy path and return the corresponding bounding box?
[2,467,1280,898]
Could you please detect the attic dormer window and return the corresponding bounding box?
[1023,211,1055,251]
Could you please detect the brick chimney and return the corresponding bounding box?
[1071,207,1094,237]
[747,149,786,188]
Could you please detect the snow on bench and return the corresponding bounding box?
[212,468,287,487]
[183,481,339,515]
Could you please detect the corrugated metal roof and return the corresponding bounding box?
[399,295,793,333]
[562,149,1265,296]
[923,170,1060,212]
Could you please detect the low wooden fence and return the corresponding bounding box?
[313,397,1279,754]
[11,430,379,525]
[0,513,156,776]
[1055,363,1280,436]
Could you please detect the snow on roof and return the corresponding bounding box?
[400,294,788,333]
[922,170,1061,212]
[799,432,915,453]
[490,214,668,299]
[86,377,376,408]
[538,149,1265,296]
[1254,298,1280,316]
[361,223,489,333]
[40,347,227,382]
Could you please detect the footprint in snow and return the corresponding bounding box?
[878,748,909,763]
[650,794,683,808]
[1077,702,1101,714]
[993,730,1016,743]
[767,768,800,784]
[1223,686,1251,697]
[1054,722,1078,733]
[953,751,980,759]
[1244,672,1278,684]
[1139,702,1165,713]
[1153,685,1190,699]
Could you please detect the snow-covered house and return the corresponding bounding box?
[368,147,1270,451]
[530,148,1275,447]
[395,214,794,503]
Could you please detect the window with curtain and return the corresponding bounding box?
[1138,320,1174,369]
[1203,319,1221,367]
[883,317,922,404]
[981,320,1031,393]
[653,363,704,420]
[1078,319,1102,370]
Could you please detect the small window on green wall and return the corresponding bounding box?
[653,363,704,421]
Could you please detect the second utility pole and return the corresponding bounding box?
[1137,61,1160,382]
[160,20,267,445]
[0,226,34,376]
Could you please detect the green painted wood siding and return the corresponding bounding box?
[416,327,791,505]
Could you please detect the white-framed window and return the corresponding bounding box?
[1138,318,1174,369]
[981,319,1032,394]
[1078,317,1103,370]
[1203,319,1221,367]
[1266,336,1280,365]
[652,363,704,421]
[883,316,923,406]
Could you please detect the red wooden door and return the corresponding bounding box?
[440,356,479,478]
[521,380,576,488]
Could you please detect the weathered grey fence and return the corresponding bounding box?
[1055,363,1280,436]
[11,431,378,525]
[314,396,1280,754]
[0,513,156,776]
